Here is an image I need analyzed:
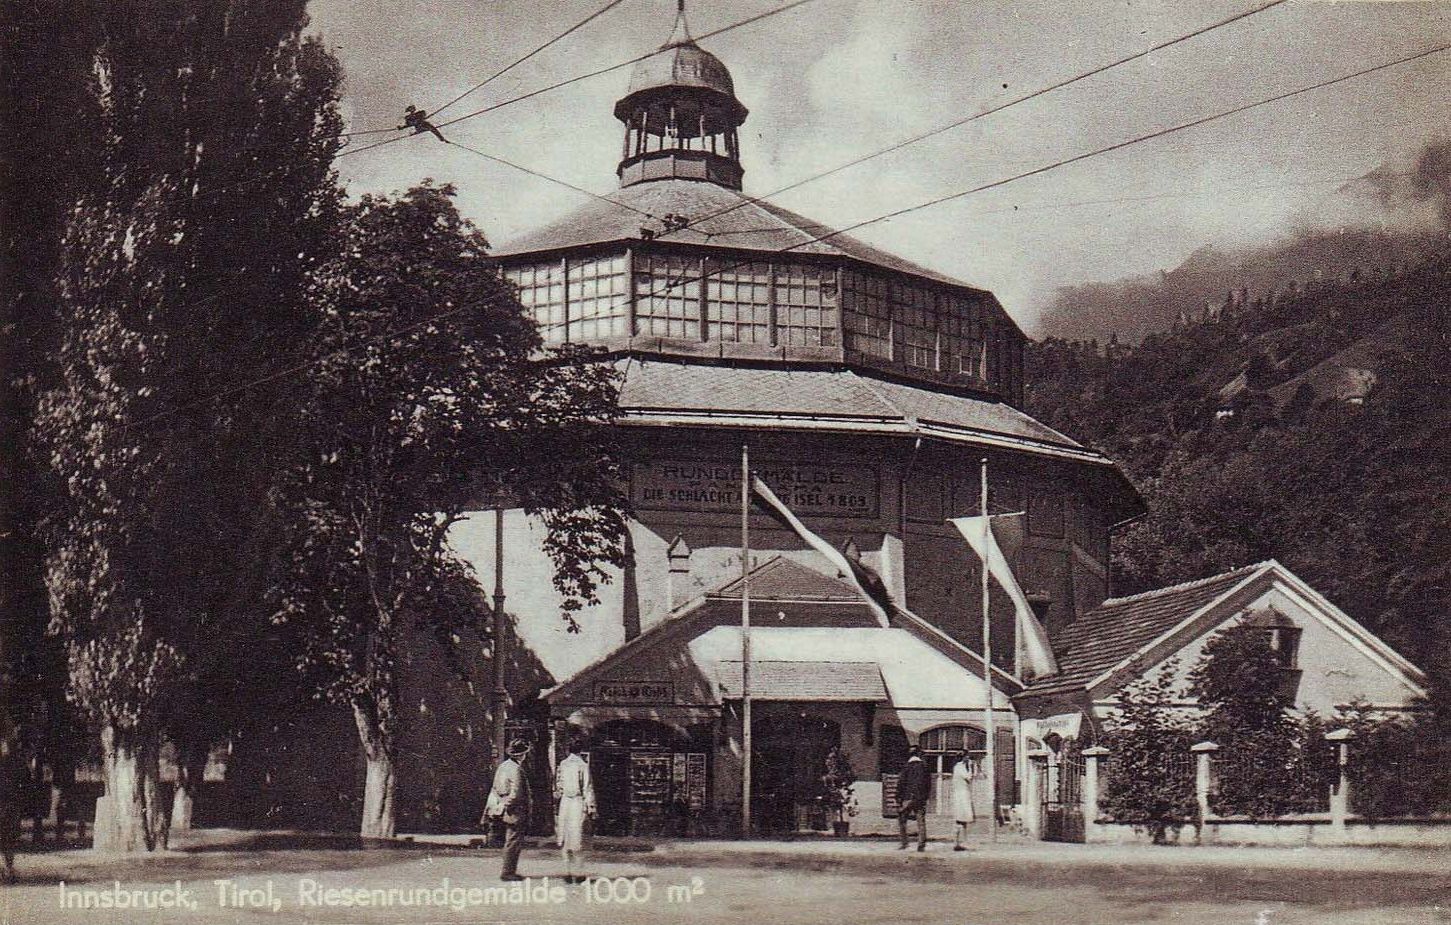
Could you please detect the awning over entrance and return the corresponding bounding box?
[715,660,887,702]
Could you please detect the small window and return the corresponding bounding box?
[1266,626,1302,669]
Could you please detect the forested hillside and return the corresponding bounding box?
[1025,252,1451,685]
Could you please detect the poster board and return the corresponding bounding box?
[686,753,708,811]
[880,773,901,818]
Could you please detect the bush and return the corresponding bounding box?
[1100,666,1198,843]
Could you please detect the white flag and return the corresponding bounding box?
[751,476,891,627]
[949,514,1060,679]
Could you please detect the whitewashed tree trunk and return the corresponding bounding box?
[93,726,169,852]
[94,726,148,852]
[354,705,396,839]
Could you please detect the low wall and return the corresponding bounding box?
[1089,816,1451,848]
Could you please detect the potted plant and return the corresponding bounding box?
[819,747,858,836]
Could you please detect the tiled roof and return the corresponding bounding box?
[495,178,987,293]
[617,358,1089,453]
[1025,563,1271,695]
[709,556,866,602]
[715,660,888,701]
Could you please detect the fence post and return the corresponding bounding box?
[1326,728,1355,836]
[1081,746,1109,842]
[1190,741,1219,842]
[1023,749,1048,840]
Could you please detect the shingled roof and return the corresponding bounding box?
[494,178,988,293]
[616,357,1106,462]
[1025,562,1272,696]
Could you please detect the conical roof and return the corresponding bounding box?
[495,179,987,292]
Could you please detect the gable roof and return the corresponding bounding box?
[495,178,990,294]
[1023,560,1427,699]
[1023,563,1273,696]
[708,555,869,602]
[545,554,1024,705]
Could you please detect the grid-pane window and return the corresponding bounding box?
[939,295,966,375]
[894,281,937,370]
[567,255,628,340]
[842,271,891,359]
[635,253,700,340]
[505,261,566,344]
[705,261,770,344]
[776,263,838,347]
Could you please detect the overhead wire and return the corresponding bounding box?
[433,0,822,131]
[329,0,631,140]
[580,42,1451,325]
[446,140,658,219]
[652,0,1292,242]
[113,40,1450,431]
[429,0,632,119]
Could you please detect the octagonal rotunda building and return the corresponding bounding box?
[445,4,1145,836]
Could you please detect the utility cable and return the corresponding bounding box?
[654,0,1291,241]
[114,42,1448,430]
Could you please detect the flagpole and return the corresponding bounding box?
[981,457,997,843]
[740,443,752,839]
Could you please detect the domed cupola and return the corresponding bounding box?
[613,0,748,190]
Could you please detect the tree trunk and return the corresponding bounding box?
[170,742,209,833]
[93,726,150,848]
[353,704,396,839]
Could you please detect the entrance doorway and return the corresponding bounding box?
[585,720,710,837]
[752,712,840,834]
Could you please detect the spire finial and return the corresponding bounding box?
[667,0,693,45]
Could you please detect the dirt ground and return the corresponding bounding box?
[1,831,1448,925]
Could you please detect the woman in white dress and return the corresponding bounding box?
[554,738,596,883]
[950,750,975,851]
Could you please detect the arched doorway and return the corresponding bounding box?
[918,724,988,817]
[752,712,841,834]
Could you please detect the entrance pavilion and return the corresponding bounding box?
[543,556,1020,837]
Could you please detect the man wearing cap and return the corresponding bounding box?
[896,746,930,852]
[487,739,533,881]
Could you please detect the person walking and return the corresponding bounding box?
[487,739,533,881]
[553,738,595,884]
[950,750,976,851]
[896,746,930,852]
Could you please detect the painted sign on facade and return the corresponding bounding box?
[633,459,879,518]
[592,680,675,704]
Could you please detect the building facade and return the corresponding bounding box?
[452,5,1142,836]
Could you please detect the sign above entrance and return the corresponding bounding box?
[593,680,675,705]
[634,460,879,518]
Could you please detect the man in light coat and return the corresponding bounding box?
[485,739,533,881]
[554,737,595,883]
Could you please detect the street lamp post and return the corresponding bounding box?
[492,506,508,766]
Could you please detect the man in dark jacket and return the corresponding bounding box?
[896,746,930,851]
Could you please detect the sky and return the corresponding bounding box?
[309,0,1451,334]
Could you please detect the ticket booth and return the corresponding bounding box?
[583,719,712,836]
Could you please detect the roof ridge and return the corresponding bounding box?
[847,370,910,421]
[1099,561,1274,606]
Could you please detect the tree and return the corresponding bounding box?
[1100,665,1198,843]
[275,183,627,838]
[1189,620,1333,817]
[0,0,105,810]
[34,1,343,851]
